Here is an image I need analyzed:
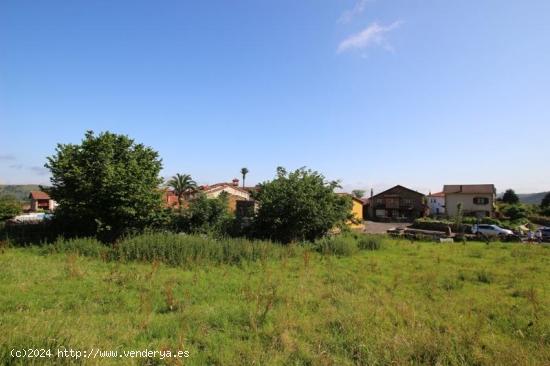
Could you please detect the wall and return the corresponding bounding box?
[446,193,494,217]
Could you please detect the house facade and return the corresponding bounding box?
[426,192,445,216]
[29,191,57,211]
[367,185,425,221]
[443,184,496,218]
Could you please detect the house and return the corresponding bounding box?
[29,191,57,212]
[426,191,445,216]
[162,190,180,208]
[201,180,251,212]
[443,184,496,218]
[337,193,364,229]
[366,185,425,221]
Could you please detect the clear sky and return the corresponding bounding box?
[1,0,549,194]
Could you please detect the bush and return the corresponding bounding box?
[501,204,528,220]
[314,235,358,256]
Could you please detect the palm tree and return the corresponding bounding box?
[167,173,197,208]
[240,167,249,188]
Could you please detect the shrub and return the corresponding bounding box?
[314,235,358,256]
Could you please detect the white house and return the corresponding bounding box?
[427,191,445,216]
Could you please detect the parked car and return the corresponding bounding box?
[537,227,550,242]
[472,224,514,237]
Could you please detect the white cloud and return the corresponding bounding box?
[338,0,370,24]
[337,21,402,54]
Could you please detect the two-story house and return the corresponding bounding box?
[367,185,425,221]
[443,184,496,218]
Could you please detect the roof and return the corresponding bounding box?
[29,191,50,200]
[428,191,445,198]
[443,184,495,194]
[202,183,251,195]
[371,185,425,199]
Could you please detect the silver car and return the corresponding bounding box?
[472,224,514,237]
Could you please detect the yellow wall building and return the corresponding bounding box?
[338,193,364,229]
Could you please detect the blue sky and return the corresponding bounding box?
[1,0,549,194]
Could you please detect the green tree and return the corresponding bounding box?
[45,131,164,241]
[352,189,366,199]
[502,189,519,204]
[0,195,22,221]
[541,192,550,209]
[252,167,351,243]
[240,167,249,188]
[167,173,197,208]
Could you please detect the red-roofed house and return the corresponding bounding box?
[29,191,57,211]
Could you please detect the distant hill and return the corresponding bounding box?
[0,185,42,201]
[516,192,549,205]
[497,191,549,205]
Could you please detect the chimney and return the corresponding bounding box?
[232,178,239,187]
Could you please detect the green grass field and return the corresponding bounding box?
[1,237,549,365]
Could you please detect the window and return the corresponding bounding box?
[402,198,412,206]
[376,198,383,205]
[473,197,489,205]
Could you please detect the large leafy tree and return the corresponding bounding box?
[167,173,197,207]
[502,189,519,204]
[45,131,163,240]
[240,167,249,188]
[252,167,351,243]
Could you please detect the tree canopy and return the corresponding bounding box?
[352,189,365,199]
[252,167,351,243]
[502,189,519,204]
[45,131,164,240]
[167,173,197,207]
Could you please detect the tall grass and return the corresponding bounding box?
[114,232,295,266]
[38,232,382,267]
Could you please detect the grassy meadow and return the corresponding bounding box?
[0,235,549,365]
